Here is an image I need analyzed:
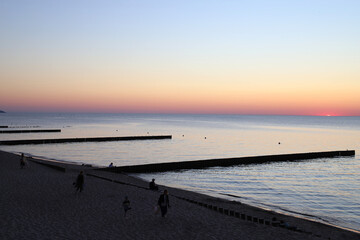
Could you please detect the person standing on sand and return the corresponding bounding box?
[122,196,131,217]
[158,189,170,217]
[74,171,84,192]
[20,153,26,169]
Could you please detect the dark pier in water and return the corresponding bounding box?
[0,129,61,134]
[102,150,355,173]
[0,135,172,145]
[0,126,8,128]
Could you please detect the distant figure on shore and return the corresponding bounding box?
[149,178,158,190]
[123,196,131,217]
[74,171,84,192]
[20,153,27,169]
[109,162,114,167]
[158,190,170,217]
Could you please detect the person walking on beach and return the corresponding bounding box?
[74,171,84,192]
[122,196,131,217]
[20,153,27,169]
[158,190,170,217]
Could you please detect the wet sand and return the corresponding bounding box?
[0,150,359,240]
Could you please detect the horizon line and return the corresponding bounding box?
[1,110,359,117]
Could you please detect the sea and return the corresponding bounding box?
[0,112,359,231]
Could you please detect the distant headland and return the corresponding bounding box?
[0,110,5,113]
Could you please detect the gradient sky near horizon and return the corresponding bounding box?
[1,1,359,116]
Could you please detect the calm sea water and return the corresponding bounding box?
[1,113,359,231]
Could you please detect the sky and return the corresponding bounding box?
[0,0,359,116]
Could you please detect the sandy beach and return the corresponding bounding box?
[0,150,359,240]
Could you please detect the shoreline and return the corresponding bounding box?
[216,191,357,233]
[1,150,359,239]
[15,150,358,231]
[5,150,360,233]
[5,150,353,231]
[172,181,360,235]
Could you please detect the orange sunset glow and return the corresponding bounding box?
[1,1,359,116]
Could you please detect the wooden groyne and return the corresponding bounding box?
[102,150,355,173]
[0,135,172,145]
[0,129,61,134]
[0,126,8,128]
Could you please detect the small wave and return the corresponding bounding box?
[219,192,331,223]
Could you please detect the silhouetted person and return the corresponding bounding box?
[74,171,84,192]
[123,196,131,217]
[20,153,26,169]
[158,190,170,217]
[149,178,158,190]
[109,162,114,167]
